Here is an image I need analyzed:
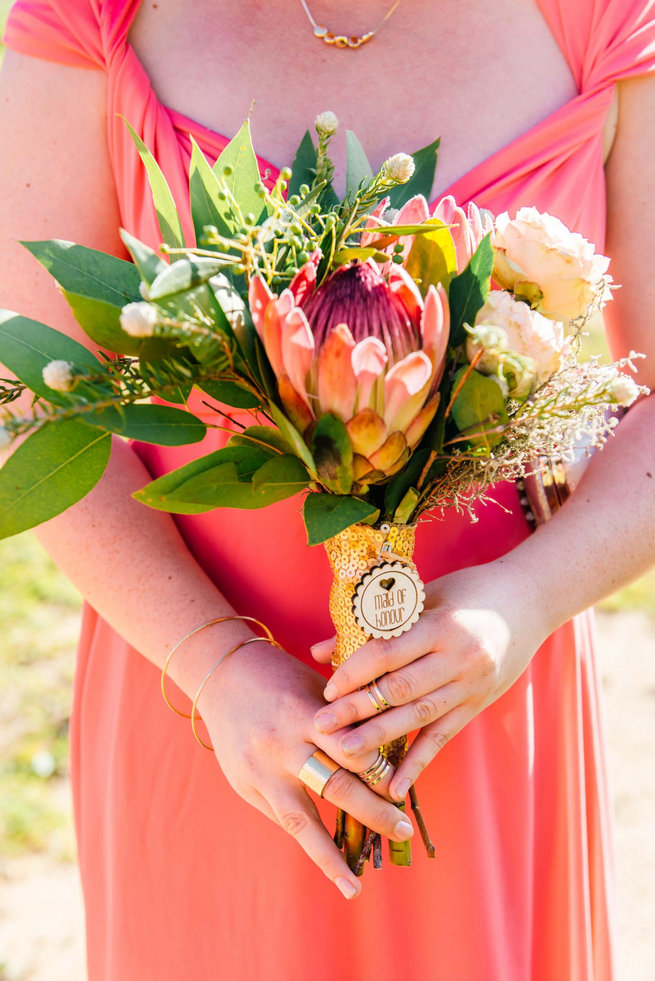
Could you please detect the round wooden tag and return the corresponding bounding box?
[352,560,425,639]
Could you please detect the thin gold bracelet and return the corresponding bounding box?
[190,635,284,751]
[161,615,275,719]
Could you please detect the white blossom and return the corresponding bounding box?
[608,373,640,407]
[120,301,159,338]
[383,153,415,184]
[315,111,339,137]
[42,359,76,392]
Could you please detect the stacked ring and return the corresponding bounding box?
[364,679,389,713]
[298,750,340,797]
[358,751,393,786]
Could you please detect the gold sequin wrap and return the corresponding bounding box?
[324,521,417,767]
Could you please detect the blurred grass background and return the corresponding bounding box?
[0,0,653,879]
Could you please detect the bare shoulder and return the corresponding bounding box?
[0,50,124,341]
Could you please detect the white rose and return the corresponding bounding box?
[493,207,612,321]
[42,359,76,392]
[474,291,566,383]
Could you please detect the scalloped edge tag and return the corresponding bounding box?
[352,559,425,639]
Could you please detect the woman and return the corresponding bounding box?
[1,1,654,978]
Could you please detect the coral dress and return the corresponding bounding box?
[4,2,655,978]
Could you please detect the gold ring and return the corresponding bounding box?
[298,750,340,797]
[358,751,393,786]
[364,679,389,713]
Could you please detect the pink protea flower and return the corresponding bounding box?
[248,258,449,486]
[431,195,495,272]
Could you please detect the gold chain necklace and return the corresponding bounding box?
[299,0,403,49]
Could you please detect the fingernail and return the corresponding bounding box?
[323,681,337,701]
[336,877,358,899]
[341,733,364,754]
[392,778,411,801]
[314,711,337,733]
[393,819,414,841]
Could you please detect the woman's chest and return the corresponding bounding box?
[128,0,582,197]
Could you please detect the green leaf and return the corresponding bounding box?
[386,139,440,209]
[189,138,230,249]
[86,403,206,445]
[288,129,317,198]
[0,421,111,539]
[119,229,167,285]
[212,121,266,236]
[450,367,509,451]
[59,291,144,355]
[303,493,379,546]
[251,454,309,498]
[383,448,429,518]
[404,219,458,296]
[133,445,273,514]
[198,379,261,409]
[148,257,225,300]
[345,130,373,199]
[310,412,353,494]
[393,487,420,524]
[0,311,101,400]
[448,234,494,346]
[22,239,142,307]
[228,426,292,455]
[269,404,317,475]
[333,247,390,265]
[123,118,185,250]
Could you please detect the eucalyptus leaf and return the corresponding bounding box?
[269,404,317,475]
[288,129,317,198]
[148,257,225,300]
[303,493,379,546]
[22,239,142,307]
[119,229,167,285]
[345,130,373,199]
[251,454,309,497]
[310,412,353,494]
[212,121,266,237]
[333,247,390,265]
[0,311,101,401]
[0,421,111,539]
[404,219,457,296]
[123,118,185,250]
[450,367,508,451]
[199,378,261,409]
[386,138,440,209]
[86,403,206,445]
[189,138,230,249]
[448,234,494,346]
[228,425,293,455]
[59,291,143,355]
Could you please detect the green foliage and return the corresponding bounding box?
[0,421,111,539]
[449,367,508,450]
[303,493,379,546]
[384,448,430,519]
[345,130,374,199]
[311,412,353,494]
[148,256,224,299]
[123,118,186,250]
[199,378,261,409]
[86,403,206,445]
[120,229,167,284]
[288,129,317,198]
[404,219,458,295]
[448,234,494,346]
[211,120,267,236]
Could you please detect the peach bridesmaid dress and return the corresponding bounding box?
[4,2,655,978]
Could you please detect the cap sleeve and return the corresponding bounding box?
[1,0,105,69]
[584,0,655,89]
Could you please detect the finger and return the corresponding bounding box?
[310,636,336,664]
[388,706,470,801]
[323,616,440,701]
[332,685,459,768]
[269,788,362,899]
[315,653,447,733]
[320,765,413,844]
[311,735,397,800]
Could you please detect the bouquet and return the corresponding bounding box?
[0,112,645,873]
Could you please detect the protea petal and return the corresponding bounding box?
[278,374,315,433]
[280,307,314,406]
[351,337,387,411]
[317,323,357,419]
[369,431,408,472]
[346,408,388,457]
[395,194,430,227]
[352,453,375,481]
[289,251,321,305]
[404,393,441,448]
[421,283,450,380]
[360,197,391,248]
[248,275,274,335]
[388,265,424,326]
[383,351,433,428]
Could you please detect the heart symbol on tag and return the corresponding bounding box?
[379,577,395,591]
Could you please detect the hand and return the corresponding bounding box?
[195,639,415,899]
[311,560,550,803]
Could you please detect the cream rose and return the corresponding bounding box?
[472,291,566,384]
[493,208,612,322]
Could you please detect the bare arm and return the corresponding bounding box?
[316,74,655,797]
[0,50,413,897]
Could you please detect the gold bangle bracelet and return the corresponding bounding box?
[190,636,284,751]
[161,615,275,719]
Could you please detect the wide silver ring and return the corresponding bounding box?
[364,679,389,713]
[298,749,340,797]
[358,750,393,787]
